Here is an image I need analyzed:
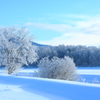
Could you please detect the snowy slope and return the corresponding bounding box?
[0,70,100,100]
[0,84,50,100]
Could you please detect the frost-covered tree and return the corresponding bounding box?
[36,44,100,67]
[0,27,38,74]
[38,56,78,81]
[56,44,68,58]
[37,46,58,60]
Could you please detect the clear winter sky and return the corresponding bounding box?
[1,0,100,46]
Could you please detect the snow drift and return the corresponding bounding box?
[0,74,100,100]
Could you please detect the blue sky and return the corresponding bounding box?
[1,0,100,46]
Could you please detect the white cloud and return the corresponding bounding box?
[37,32,100,46]
[25,22,73,32]
[62,14,90,19]
[81,23,100,34]
[26,14,100,46]
[75,14,100,29]
[48,13,90,20]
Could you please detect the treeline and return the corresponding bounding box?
[35,45,100,67]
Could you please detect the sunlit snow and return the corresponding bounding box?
[0,68,100,100]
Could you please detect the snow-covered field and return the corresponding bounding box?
[0,67,100,100]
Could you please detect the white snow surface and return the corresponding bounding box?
[0,68,100,100]
[77,68,100,75]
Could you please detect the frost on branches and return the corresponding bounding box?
[38,56,78,81]
[0,27,38,74]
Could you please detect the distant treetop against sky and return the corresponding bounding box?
[1,0,100,46]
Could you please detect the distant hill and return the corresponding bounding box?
[31,42,49,46]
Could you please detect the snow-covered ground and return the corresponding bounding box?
[0,67,100,100]
[78,67,100,83]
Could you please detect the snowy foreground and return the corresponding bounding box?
[0,68,100,100]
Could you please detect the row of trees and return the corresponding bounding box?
[36,45,100,67]
[0,26,100,81]
[1,27,100,69]
[0,26,77,81]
